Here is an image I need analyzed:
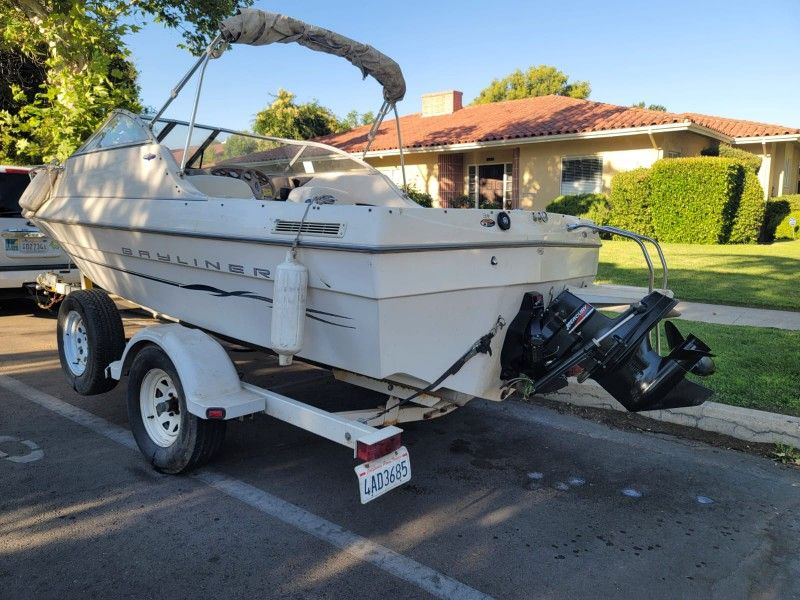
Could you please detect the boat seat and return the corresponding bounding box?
[186,174,255,199]
[287,185,357,205]
[269,176,292,200]
[286,172,413,207]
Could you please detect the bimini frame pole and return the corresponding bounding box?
[362,100,407,189]
[147,34,225,172]
[149,36,222,127]
[179,49,214,173]
[392,104,407,188]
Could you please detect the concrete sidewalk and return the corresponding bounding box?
[609,301,800,330]
[673,301,800,330]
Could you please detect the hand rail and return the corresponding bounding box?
[566,223,669,293]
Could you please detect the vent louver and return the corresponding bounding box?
[272,220,345,237]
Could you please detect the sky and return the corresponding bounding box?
[124,0,800,132]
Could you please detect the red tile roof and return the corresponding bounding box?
[318,95,800,153]
[678,112,800,138]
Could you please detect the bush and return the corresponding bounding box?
[762,195,800,241]
[608,168,654,237]
[775,211,800,240]
[649,157,743,244]
[699,147,766,243]
[729,170,766,243]
[479,197,503,210]
[449,195,474,208]
[401,184,433,207]
[702,143,762,174]
[546,193,611,226]
[761,199,791,242]
[719,144,762,174]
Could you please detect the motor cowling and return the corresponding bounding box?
[500,290,714,412]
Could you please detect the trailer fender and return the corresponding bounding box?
[108,324,262,419]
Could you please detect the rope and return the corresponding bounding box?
[290,198,316,257]
[362,316,506,423]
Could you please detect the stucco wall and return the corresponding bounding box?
[657,131,716,158]
[365,135,800,209]
[516,136,661,209]
[738,141,800,198]
[368,152,440,203]
[787,144,800,195]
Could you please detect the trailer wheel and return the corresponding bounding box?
[127,346,226,474]
[57,289,125,395]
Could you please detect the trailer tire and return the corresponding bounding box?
[127,346,226,474]
[57,289,125,395]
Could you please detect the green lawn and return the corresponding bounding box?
[669,319,800,417]
[596,239,800,311]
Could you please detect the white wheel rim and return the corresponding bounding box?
[140,368,181,447]
[62,310,88,376]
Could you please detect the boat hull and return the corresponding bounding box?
[36,214,598,401]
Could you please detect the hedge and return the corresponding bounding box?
[449,195,474,208]
[702,143,763,174]
[608,168,654,237]
[728,170,766,243]
[762,195,800,241]
[775,211,800,239]
[772,195,800,239]
[546,193,611,226]
[400,184,433,207]
[649,157,743,244]
[761,199,791,242]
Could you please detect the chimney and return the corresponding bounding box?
[421,90,463,117]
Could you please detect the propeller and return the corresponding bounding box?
[664,320,684,351]
[663,320,716,376]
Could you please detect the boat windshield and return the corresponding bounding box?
[144,117,377,179]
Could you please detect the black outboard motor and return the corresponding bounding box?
[500,290,714,412]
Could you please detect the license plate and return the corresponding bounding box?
[5,238,58,256]
[355,446,411,504]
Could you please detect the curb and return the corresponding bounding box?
[544,381,800,449]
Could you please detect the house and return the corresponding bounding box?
[319,92,800,209]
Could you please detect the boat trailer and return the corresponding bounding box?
[49,223,711,504]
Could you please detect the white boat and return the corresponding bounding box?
[19,10,713,486]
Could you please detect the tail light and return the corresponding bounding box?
[206,407,226,420]
[357,432,402,461]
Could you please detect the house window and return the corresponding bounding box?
[380,167,406,188]
[468,163,513,209]
[560,156,602,195]
[468,165,477,201]
[665,150,682,159]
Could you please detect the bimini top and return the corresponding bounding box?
[219,9,406,104]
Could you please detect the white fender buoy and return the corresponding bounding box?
[271,250,308,366]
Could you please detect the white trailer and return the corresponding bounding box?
[56,288,470,503]
[51,225,680,504]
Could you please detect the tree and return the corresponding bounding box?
[633,101,667,112]
[220,134,261,160]
[339,109,376,130]
[0,0,251,164]
[253,89,346,140]
[472,65,590,105]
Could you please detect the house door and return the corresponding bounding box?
[478,164,505,208]
[468,163,512,209]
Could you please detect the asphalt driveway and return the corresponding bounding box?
[1,299,798,599]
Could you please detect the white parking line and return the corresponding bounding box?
[0,374,492,600]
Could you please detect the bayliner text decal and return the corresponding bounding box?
[72,249,354,329]
[122,247,271,279]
